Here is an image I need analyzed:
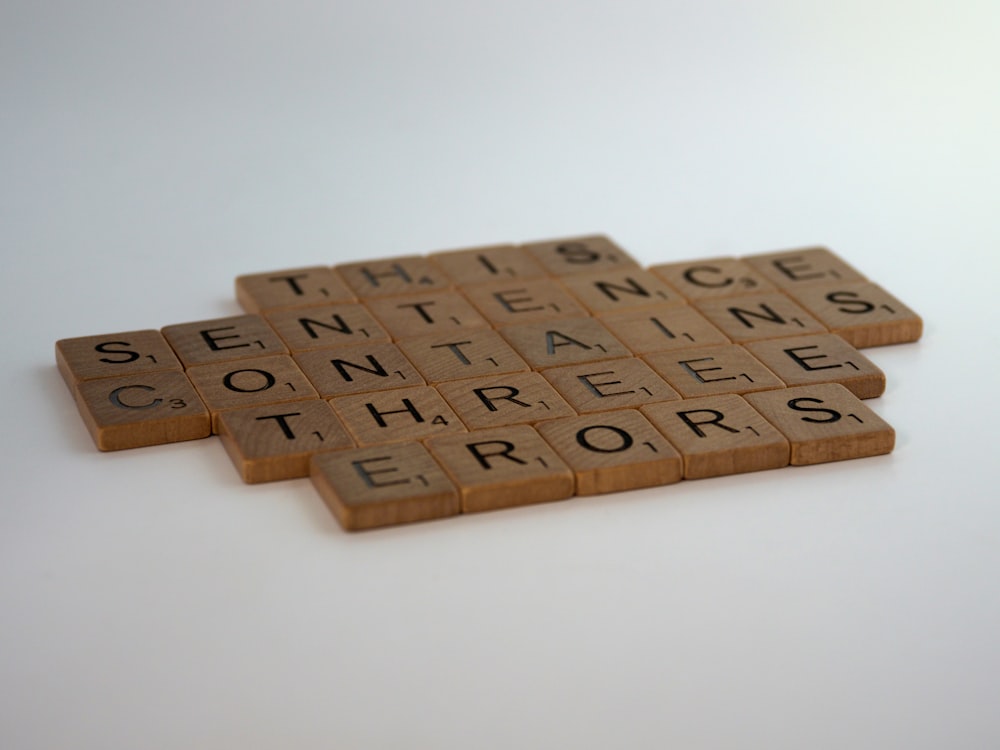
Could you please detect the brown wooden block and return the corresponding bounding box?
[310,442,460,531]
[499,317,632,369]
[330,385,465,446]
[56,329,183,389]
[540,357,681,413]
[600,305,731,354]
[264,303,391,352]
[535,410,683,495]
[397,329,530,383]
[185,354,319,432]
[71,370,211,451]
[336,255,451,299]
[426,425,574,513]
[293,343,425,398]
[161,314,288,367]
[783,281,923,348]
[649,257,776,300]
[428,243,547,285]
[435,372,575,430]
[742,246,866,288]
[463,278,588,326]
[743,334,886,399]
[744,383,895,465]
[365,291,490,340]
[644,344,786,398]
[559,268,687,314]
[235,266,355,313]
[521,234,640,277]
[641,394,790,479]
[694,292,828,343]
[216,400,355,483]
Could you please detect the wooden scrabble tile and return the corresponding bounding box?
[364,291,490,340]
[428,243,547,285]
[161,315,288,367]
[426,425,574,513]
[264,303,391,352]
[742,246,866,288]
[641,394,790,479]
[540,357,681,413]
[743,333,886,399]
[56,329,183,389]
[783,281,923,348]
[216,400,355,483]
[559,268,687,314]
[522,234,640,276]
[644,344,786,398]
[329,385,465,446]
[336,256,451,299]
[649,257,776,300]
[744,383,895,465]
[499,317,632,369]
[435,372,575,430]
[463,278,588,326]
[293,343,425,398]
[72,370,211,451]
[535,410,682,495]
[694,292,828,343]
[600,305,731,354]
[235,266,355,313]
[185,355,319,432]
[311,442,460,531]
[397,329,530,383]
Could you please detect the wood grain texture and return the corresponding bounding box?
[397,329,530,383]
[365,291,490,340]
[426,425,574,513]
[264,303,391,352]
[742,247,866,288]
[429,243,547,285]
[310,442,460,531]
[641,394,790,479]
[784,281,923,348]
[56,329,183,389]
[743,333,886,398]
[522,234,640,277]
[499,317,632,369]
[541,357,681,413]
[649,257,776,300]
[435,371,576,430]
[161,314,288,367]
[535,410,682,495]
[216,399,354,483]
[600,305,731,354]
[336,256,451,299]
[644,344,786,398]
[72,370,211,451]
[694,292,828,343]
[559,268,686,315]
[329,385,466,446]
[463,278,588,326]
[293,343,425,398]
[743,383,895,465]
[235,266,355,313]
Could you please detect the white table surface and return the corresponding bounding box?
[3,3,999,748]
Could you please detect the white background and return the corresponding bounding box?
[3,2,999,748]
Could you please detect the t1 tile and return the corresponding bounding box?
[336,256,451,299]
[429,243,547,285]
[499,317,632,369]
[398,329,530,383]
[56,329,183,389]
[216,400,355,483]
[743,333,885,398]
[649,257,776,300]
[644,344,785,398]
[600,305,731,354]
[744,383,895,465]
[560,268,686,315]
[71,370,211,451]
[436,372,575,430]
[536,410,682,495]
[264,303,391,352]
[641,394,790,479]
[161,315,288,367]
[235,266,355,313]
[293,343,425,398]
[522,234,640,276]
[426,425,574,513]
[311,442,460,531]
[330,385,465,446]
[694,292,828,343]
[541,357,681,413]
[365,291,490,340]
[784,281,923,348]
[742,246,866,288]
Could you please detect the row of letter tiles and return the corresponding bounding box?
[55,237,919,529]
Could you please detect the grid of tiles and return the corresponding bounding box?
[56,235,922,530]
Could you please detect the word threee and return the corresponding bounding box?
[56,236,921,530]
